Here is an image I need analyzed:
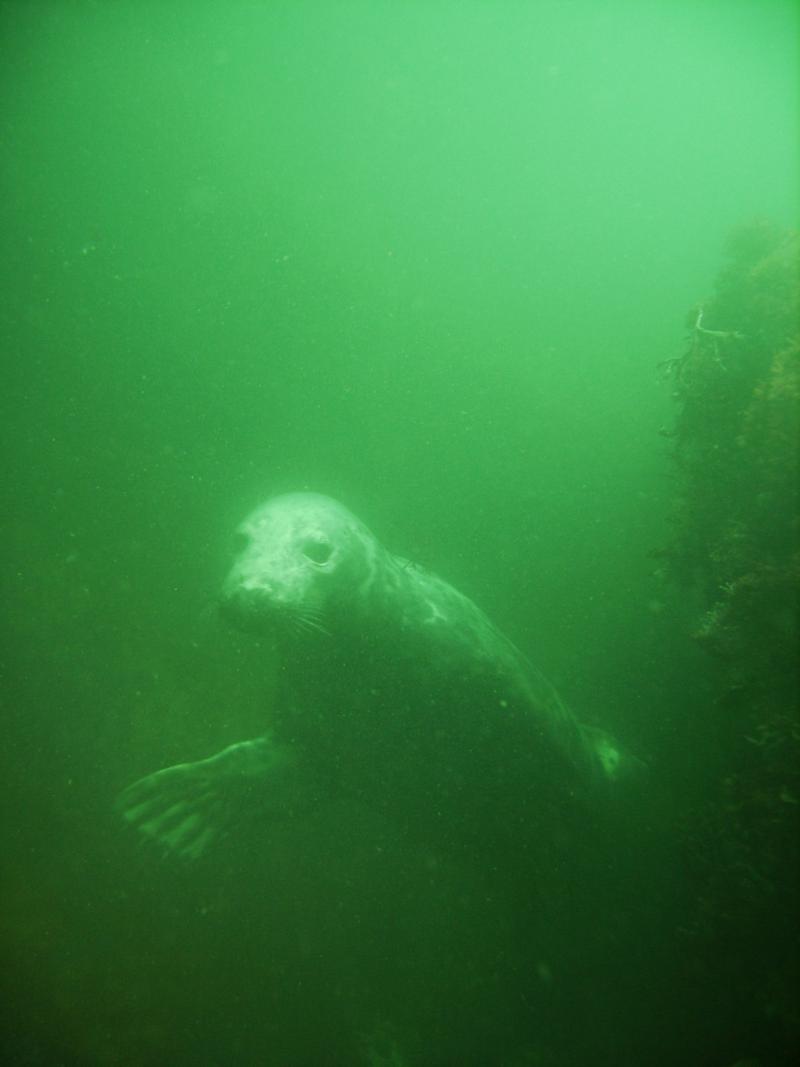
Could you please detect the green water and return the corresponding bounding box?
[2,2,797,1065]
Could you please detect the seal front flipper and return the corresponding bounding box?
[116,734,299,859]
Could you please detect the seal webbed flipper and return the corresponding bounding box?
[116,735,296,859]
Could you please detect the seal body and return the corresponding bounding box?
[118,492,625,862]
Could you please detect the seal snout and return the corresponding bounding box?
[219,585,275,633]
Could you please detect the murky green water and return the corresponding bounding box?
[2,3,797,1064]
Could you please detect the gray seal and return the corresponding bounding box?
[117,492,630,860]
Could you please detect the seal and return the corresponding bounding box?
[117,492,631,861]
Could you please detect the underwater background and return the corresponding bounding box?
[1,2,797,1064]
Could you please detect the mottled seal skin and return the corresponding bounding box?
[117,492,629,861]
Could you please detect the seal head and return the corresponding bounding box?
[220,492,389,637]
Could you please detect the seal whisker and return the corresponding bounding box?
[298,596,325,620]
[283,610,323,639]
[295,611,330,637]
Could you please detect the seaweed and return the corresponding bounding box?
[661,222,799,1055]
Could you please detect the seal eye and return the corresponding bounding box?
[302,537,332,565]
